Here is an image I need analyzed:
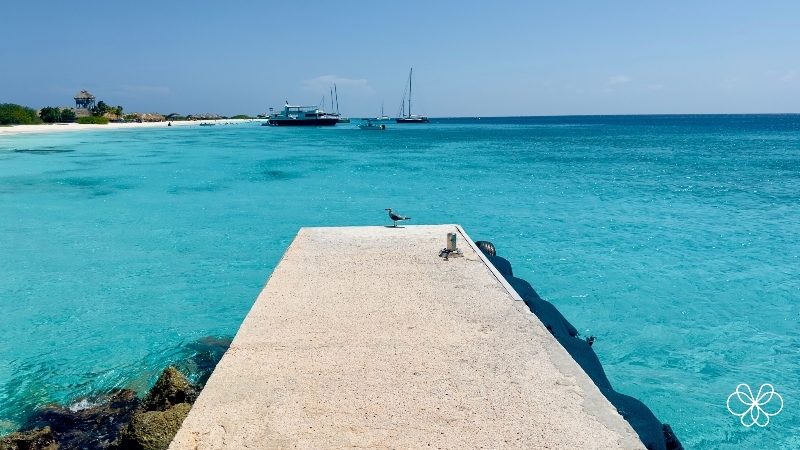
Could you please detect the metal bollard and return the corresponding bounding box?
[446,233,457,251]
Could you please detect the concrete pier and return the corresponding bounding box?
[170,225,645,449]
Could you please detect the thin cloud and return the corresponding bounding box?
[302,75,373,94]
[609,75,631,85]
[721,76,743,89]
[766,70,797,82]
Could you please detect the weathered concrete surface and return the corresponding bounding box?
[170,225,645,449]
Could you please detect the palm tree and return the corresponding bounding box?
[94,100,110,116]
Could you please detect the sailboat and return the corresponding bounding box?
[378,102,390,121]
[396,68,429,123]
[331,85,350,123]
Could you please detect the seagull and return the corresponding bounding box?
[385,208,411,227]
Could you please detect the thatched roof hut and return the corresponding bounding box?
[74,90,95,99]
[142,113,165,122]
[74,90,96,110]
[128,112,165,122]
[186,113,221,121]
[102,112,123,122]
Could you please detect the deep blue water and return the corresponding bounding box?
[1,116,798,448]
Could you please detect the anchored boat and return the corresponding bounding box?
[396,68,429,123]
[358,119,386,130]
[377,102,390,121]
[329,85,350,123]
[266,102,339,126]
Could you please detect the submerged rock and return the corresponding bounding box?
[7,368,202,450]
[3,336,228,450]
[20,390,139,450]
[173,336,231,387]
[141,367,197,412]
[0,426,58,450]
[115,367,196,450]
[118,403,191,450]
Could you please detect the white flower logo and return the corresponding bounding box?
[727,383,783,427]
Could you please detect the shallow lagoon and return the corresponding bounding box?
[1,116,798,448]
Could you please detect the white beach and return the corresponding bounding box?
[0,119,266,137]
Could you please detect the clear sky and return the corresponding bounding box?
[1,1,798,117]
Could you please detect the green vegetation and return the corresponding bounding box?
[39,106,76,123]
[77,116,110,124]
[38,106,60,123]
[0,103,42,125]
[92,101,123,120]
[231,114,252,119]
[94,100,111,116]
[62,108,76,122]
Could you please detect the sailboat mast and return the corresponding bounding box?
[330,88,334,113]
[409,68,412,117]
[334,84,340,114]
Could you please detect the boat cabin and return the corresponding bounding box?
[271,104,329,119]
[266,102,339,126]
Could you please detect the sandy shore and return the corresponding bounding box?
[0,119,267,137]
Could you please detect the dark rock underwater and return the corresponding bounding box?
[0,337,229,450]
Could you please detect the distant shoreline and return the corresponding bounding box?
[4,115,797,138]
[0,119,267,137]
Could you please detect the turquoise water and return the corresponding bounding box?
[1,116,798,448]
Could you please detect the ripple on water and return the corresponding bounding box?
[13,148,75,154]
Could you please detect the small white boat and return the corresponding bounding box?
[358,119,385,130]
[377,102,390,121]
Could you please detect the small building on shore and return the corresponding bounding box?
[102,112,123,123]
[186,113,221,121]
[127,112,165,123]
[73,90,96,119]
[74,90,95,109]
